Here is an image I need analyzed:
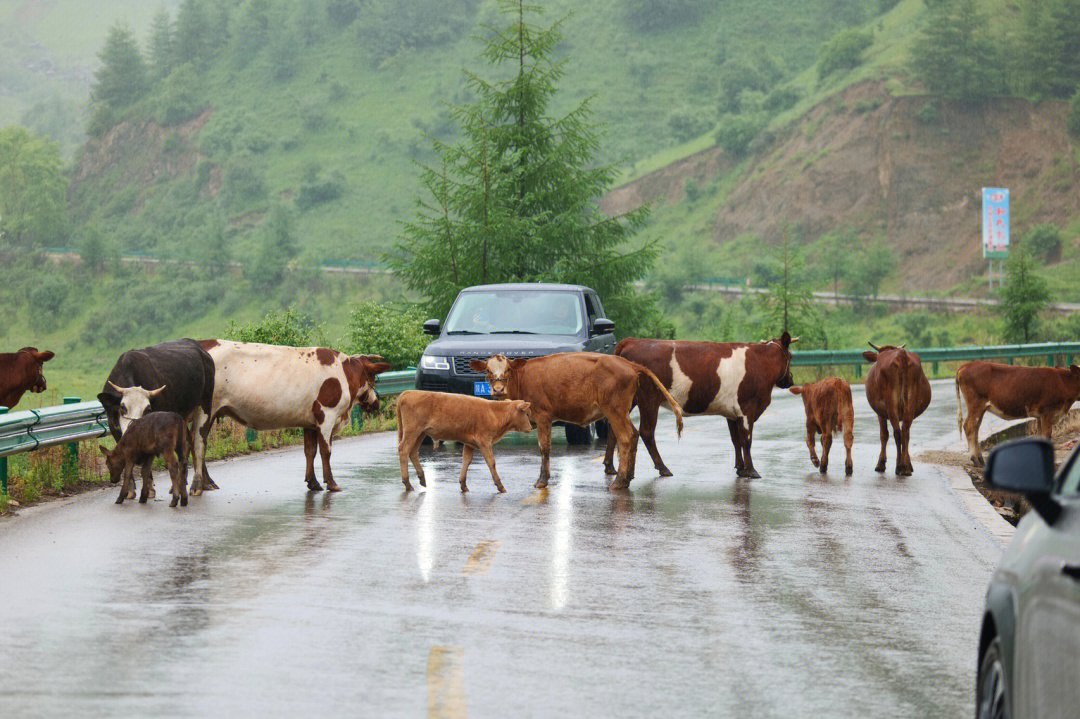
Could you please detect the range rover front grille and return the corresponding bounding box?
[453,356,485,377]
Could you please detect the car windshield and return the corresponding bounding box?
[444,290,584,336]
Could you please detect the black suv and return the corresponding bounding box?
[414,283,615,443]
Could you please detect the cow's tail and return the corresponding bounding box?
[955,372,965,438]
[395,398,403,445]
[639,366,684,438]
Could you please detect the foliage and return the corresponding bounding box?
[389,0,662,338]
[847,238,895,299]
[1021,223,1062,262]
[1017,0,1080,100]
[1069,88,1080,136]
[224,308,322,346]
[358,0,478,62]
[817,28,873,79]
[622,0,702,32]
[897,311,952,347]
[148,8,176,82]
[156,63,204,125]
[998,248,1050,343]
[910,0,1002,102]
[344,302,429,369]
[0,127,68,248]
[715,112,768,156]
[92,24,150,112]
[816,228,859,300]
[915,101,940,124]
[246,205,298,289]
[668,109,713,143]
[759,229,824,346]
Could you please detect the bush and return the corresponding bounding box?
[817,28,873,79]
[1021,223,1063,262]
[344,302,429,369]
[916,101,940,125]
[223,157,267,210]
[225,308,323,347]
[1069,89,1080,137]
[667,109,713,143]
[763,86,801,114]
[156,63,202,125]
[622,0,701,32]
[296,168,345,211]
[714,112,768,156]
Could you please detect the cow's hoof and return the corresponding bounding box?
[810,457,820,468]
[459,484,469,493]
[609,479,631,491]
[534,478,549,489]
[180,496,188,507]
[306,480,323,492]
[326,482,342,492]
[170,497,179,508]
[495,485,506,494]
[418,475,427,487]
[819,465,828,474]
[874,462,886,473]
[657,466,673,478]
[139,495,149,504]
[402,482,414,492]
[191,488,202,497]
[115,496,125,505]
[603,464,617,476]
[206,478,219,490]
[845,465,853,477]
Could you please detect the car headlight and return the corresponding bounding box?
[420,355,450,370]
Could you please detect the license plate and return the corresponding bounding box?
[474,381,492,396]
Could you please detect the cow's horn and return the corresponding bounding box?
[148,385,166,397]
[107,381,127,393]
[899,343,907,350]
[867,342,882,352]
[790,336,801,344]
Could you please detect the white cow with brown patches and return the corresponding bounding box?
[191,340,391,493]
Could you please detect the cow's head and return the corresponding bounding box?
[346,354,392,413]
[509,400,534,433]
[469,354,527,399]
[97,445,126,484]
[102,382,166,435]
[760,332,798,389]
[1068,365,1080,400]
[18,347,55,394]
[862,341,906,364]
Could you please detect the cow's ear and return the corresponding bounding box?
[369,362,392,376]
[788,386,803,395]
[98,445,110,458]
[517,401,531,412]
[780,331,792,349]
[97,392,118,408]
[509,358,528,370]
[862,351,878,363]
[35,350,55,363]
[469,360,487,373]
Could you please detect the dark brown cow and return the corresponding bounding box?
[470,353,683,490]
[0,347,55,409]
[99,412,190,507]
[789,378,855,475]
[396,390,534,493]
[862,342,931,476]
[956,361,1080,466]
[604,332,797,479]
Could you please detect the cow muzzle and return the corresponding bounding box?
[776,371,794,390]
[489,380,507,398]
[360,394,380,414]
[32,377,47,393]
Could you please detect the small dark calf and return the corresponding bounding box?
[99,412,190,507]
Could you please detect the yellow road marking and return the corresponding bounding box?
[427,646,467,719]
[462,540,500,576]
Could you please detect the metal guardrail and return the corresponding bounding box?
[790,342,1080,377]
[1,372,419,496]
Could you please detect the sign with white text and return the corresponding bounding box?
[981,187,1009,259]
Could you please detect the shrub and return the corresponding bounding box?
[296,169,345,211]
[344,302,429,369]
[1021,223,1063,262]
[667,109,713,143]
[223,158,267,210]
[156,63,202,125]
[225,308,322,347]
[763,86,801,114]
[817,28,873,79]
[714,112,768,156]
[1069,89,1080,137]
[916,102,940,125]
[622,0,701,32]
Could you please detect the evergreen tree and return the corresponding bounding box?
[910,0,1002,101]
[817,228,857,304]
[0,127,67,247]
[174,0,210,67]
[1037,0,1080,98]
[760,228,821,345]
[247,205,297,288]
[148,9,175,82]
[389,0,667,337]
[92,24,150,109]
[998,248,1050,342]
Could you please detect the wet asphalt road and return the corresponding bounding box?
[0,381,1007,718]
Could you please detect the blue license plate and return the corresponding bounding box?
[474,381,492,396]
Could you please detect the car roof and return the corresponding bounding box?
[460,283,595,293]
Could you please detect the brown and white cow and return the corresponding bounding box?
[862,342,931,476]
[470,352,684,490]
[956,361,1080,466]
[396,390,534,493]
[604,332,797,479]
[191,340,391,493]
[789,378,854,475]
[0,347,55,409]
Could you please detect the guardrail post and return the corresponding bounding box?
[63,398,80,479]
[932,361,939,377]
[854,364,861,379]
[1047,354,1054,367]
[351,405,363,432]
[0,406,7,495]
[246,427,256,445]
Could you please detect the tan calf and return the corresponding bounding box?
[396,390,534,493]
[789,378,854,475]
[470,353,683,490]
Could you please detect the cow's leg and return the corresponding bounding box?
[603,430,617,476]
[116,464,134,504]
[875,415,889,473]
[819,430,832,474]
[458,445,474,492]
[303,428,321,490]
[190,408,216,495]
[478,443,505,493]
[165,451,181,507]
[535,417,553,489]
[890,414,906,476]
[741,420,761,479]
[805,420,820,468]
[606,411,638,490]
[398,431,415,492]
[1037,411,1056,439]
[727,419,746,474]
[636,394,671,477]
[898,420,915,476]
[843,417,854,476]
[139,462,154,503]
[317,424,341,492]
[173,445,188,507]
[410,436,427,488]
[962,399,988,465]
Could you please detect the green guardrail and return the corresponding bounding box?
[791,341,1080,378]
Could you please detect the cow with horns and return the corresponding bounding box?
[862,342,931,476]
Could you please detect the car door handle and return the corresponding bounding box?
[1061,563,1080,581]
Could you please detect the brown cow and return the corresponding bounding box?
[789,378,855,475]
[862,342,931,476]
[0,347,55,409]
[469,353,684,490]
[604,332,797,479]
[98,412,190,507]
[956,361,1080,466]
[396,390,534,493]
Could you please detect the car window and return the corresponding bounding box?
[444,290,583,335]
[584,294,598,330]
[1057,448,1080,497]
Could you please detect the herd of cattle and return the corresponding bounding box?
[1,336,1079,502]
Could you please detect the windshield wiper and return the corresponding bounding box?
[446,330,485,335]
[489,330,538,335]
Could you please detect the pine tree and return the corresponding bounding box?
[999,248,1050,342]
[92,24,150,109]
[174,0,210,67]
[760,228,821,345]
[389,0,665,336]
[148,9,175,82]
[910,0,1001,101]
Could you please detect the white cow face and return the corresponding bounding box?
[469,354,526,398]
[107,382,165,434]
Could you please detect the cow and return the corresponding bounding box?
[956,361,1080,466]
[395,390,534,493]
[97,339,216,496]
[789,378,855,475]
[0,347,55,409]
[469,353,684,490]
[603,332,798,479]
[191,340,391,494]
[98,412,190,507]
[862,342,931,476]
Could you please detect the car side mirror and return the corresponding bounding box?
[985,437,1061,524]
[423,319,441,336]
[592,318,615,336]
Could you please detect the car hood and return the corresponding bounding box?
[422,334,584,357]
